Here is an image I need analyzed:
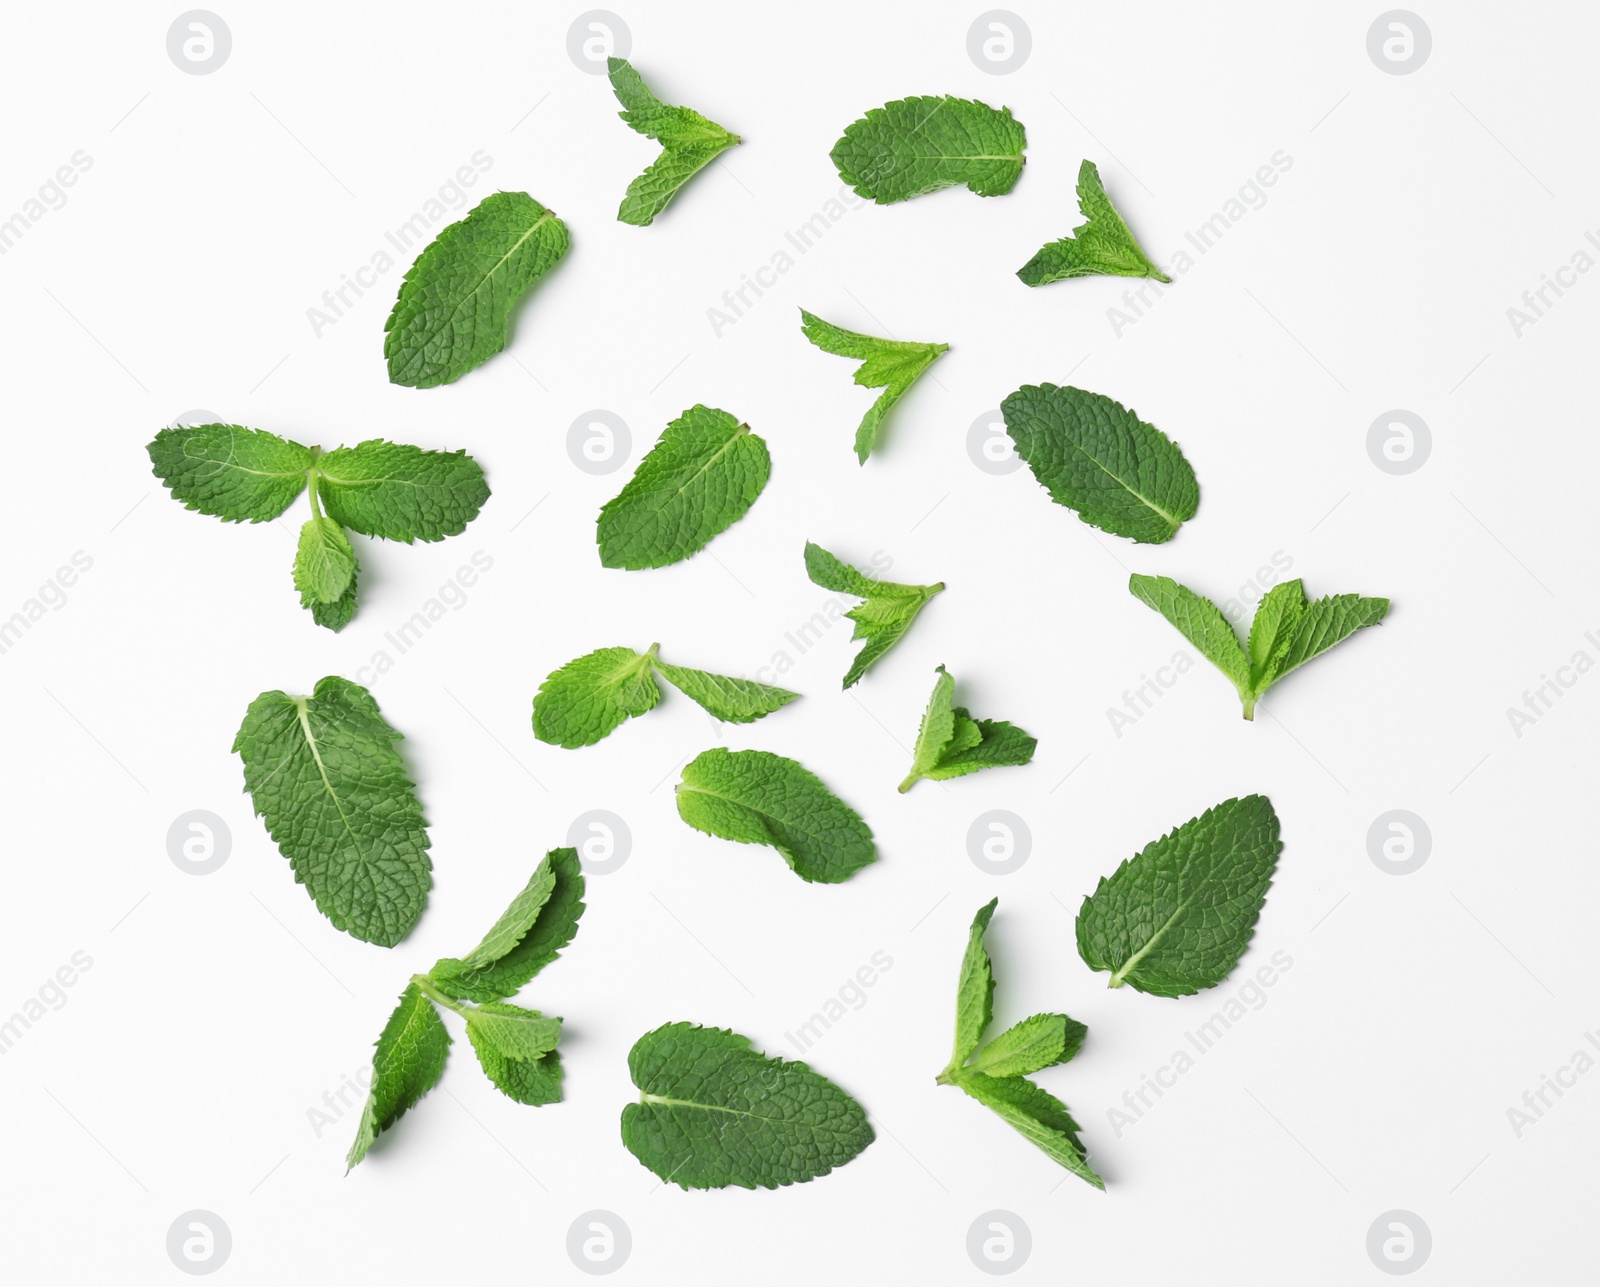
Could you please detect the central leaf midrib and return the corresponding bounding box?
[293,697,383,928]
[639,1092,793,1125]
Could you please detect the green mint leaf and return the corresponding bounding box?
[446,853,558,972]
[799,309,949,463]
[802,542,943,688]
[620,1022,874,1190]
[1076,795,1283,996]
[652,658,799,723]
[430,848,586,1003]
[147,423,311,522]
[345,982,450,1171]
[607,57,741,226]
[676,747,876,884]
[953,1071,1104,1189]
[1018,160,1170,286]
[596,405,770,569]
[316,440,489,542]
[968,1013,1085,1078]
[463,1000,562,1062]
[473,1043,564,1106]
[308,563,359,633]
[831,95,1026,204]
[1002,383,1199,544]
[899,667,1035,792]
[384,191,569,389]
[950,898,997,1066]
[1127,573,1250,698]
[1129,575,1389,718]
[533,646,662,748]
[293,516,357,606]
[233,677,430,947]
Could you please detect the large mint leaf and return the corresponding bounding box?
[316,440,489,542]
[652,658,799,723]
[147,424,311,522]
[676,748,875,883]
[621,1022,874,1189]
[954,1071,1103,1189]
[533,646,662,748]
[831,95,1026,203]
[1076,795,1283,995]
[384,191,569,388]
[608,57,741,226]
[596,405,770,569]
[346,982,450,1170]
[233,676,430,946]
[1002,383,1198,544]
[1127,574,1250,698]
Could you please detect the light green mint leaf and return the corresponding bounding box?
[1127,573,1250,699]
[533,646,662,748]
[675,747,876,884]
[1129,574,1389,718]
[1002,383,1199,544]
[473,1042,564,1106]
[1018,160,1170,286]
[799,309,949,463]
[607,57,741,226]
[831,95,1026,204]
[533,644,798,747]
[308,563,359,633]
[620,1021,874,1190]
[1076,795,1283,996]
[596,405,770,569]
[430,848,586,1003]
[147,423,312,522]
[233,676,430,947]
[316,440,490,543]
[346,981,450,1171]
[652,658,799,723]
[938,900,1101,1188]
[384,191,569,388]
[802,542,943,688]
[463,1000,562,1062]
[968,1013,1085,1078]
[899,666,1036,792]
[953,1071,1104,1189]
[951,898,997,1066]
[293,516,357,606]
[447,853,558,973]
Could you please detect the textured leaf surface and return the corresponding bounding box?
[346,983,450,1170]
[431,849,586,1003]
[831,95,1026,203]
[384,191,569,388]
[533,646,661,748]
[463,1000,562,1062]
[899,667,1035,792]
[951,898,997,1066]
[1018,160,1169,286]
[308,562,359,632]
[1002,383,1198,544]
[448,854,558,972]
[1130,574,1389,718]
[317,440,489,542]
[969,1013,1085,1078]
[653,659,799,723]
[147,424,311,522]
[676,748,875,883]
[799,309,948,462]
[596,405,770,569]
[233,677,430,946]
[608,57,741,226]
[1076,795,1283,996]
[621,1022,874,1190]
[473,1043,564,1106]
[803,543,943,688]
[293,516,357,606]
[954,1071,1103,1189]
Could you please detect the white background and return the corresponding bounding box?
[2,1,1595,1281]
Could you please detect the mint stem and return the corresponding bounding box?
[411,973,471,1018]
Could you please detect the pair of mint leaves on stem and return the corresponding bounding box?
[347,848,584,1170]
[948,796,1284,1189]
[148,424,488,630]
